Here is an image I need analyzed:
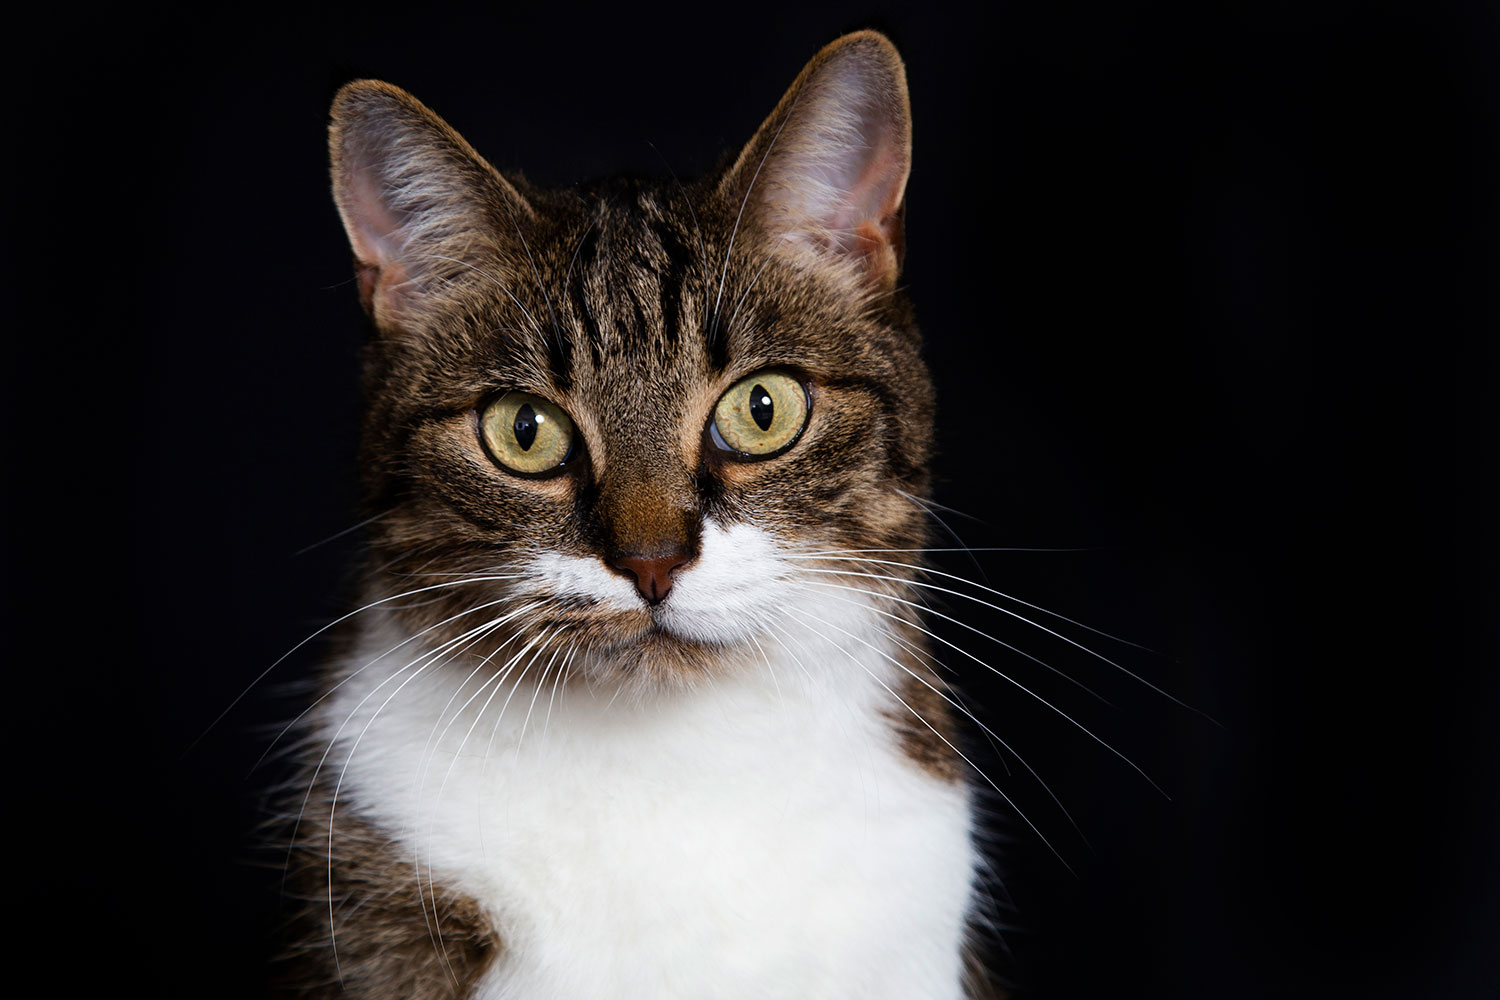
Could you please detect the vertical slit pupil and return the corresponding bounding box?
[749,384,774,431]
[514,403,538,450]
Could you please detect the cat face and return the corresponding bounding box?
[330,33,933,685]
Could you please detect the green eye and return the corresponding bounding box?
[710,371,809,458]
[479,392,576,475]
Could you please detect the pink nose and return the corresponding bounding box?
[611,549,691,605]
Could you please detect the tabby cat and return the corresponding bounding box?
[279,31,989,998]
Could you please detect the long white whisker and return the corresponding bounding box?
[795,546,1096,555]
[408,611,547,975]
[540,638,575,741]
[747,631,786,715]
[193,574,520,754]
[711,89,804,341]
[423,628,557,970]
[282,595,526,821]
[790,549,1151,651]
[781,606,1077,876]
[793,554,1209,722]
[254,590,524,773]
[795,571,1113,706]
[796,567,1122,703]
[293,507,400,557]
[422,625,554,979]
[762,622,816,685]
[791,604,1088,849]
[894,488,989,582]
[793,580,1168,799]
[513,630,569,760]
[862,615,1013,776]
[317,608,526,981]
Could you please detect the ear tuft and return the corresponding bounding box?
[725,32,913,287]
[328,81,531,326]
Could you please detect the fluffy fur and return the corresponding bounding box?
[276,31,989,998]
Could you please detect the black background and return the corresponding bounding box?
[8,1,1497,996]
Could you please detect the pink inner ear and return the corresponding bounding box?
[753,53,911,281]
[339,162,414,314]
[827,145,907,249]
[342,163,407,271]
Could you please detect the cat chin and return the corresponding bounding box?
[589,626,732,685]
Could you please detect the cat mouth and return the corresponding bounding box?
[629,612,733,656]
[639,617,702,648]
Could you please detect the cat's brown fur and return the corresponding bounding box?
[277,788,502,997]
[323,32,934,691]
[278,30,994,997]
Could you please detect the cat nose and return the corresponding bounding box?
[611,549,691,605]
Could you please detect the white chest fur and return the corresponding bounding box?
[319,615,977,999]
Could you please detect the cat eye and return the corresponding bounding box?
[479,392,577,476]
[709,371,810,459]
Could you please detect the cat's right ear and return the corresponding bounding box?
[329,81,534,328]
[721,31,913,290]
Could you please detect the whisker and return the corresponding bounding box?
[862,615,1014,777]
[746,631,786,715]
[793,581,1169,799]
[253,592,527,774]
[539,635,575,741]
[421,625,555,980]
[711,89,804,343]
[495,196,566,359]
[761,623,817,685]
[789,605,1088,849]
[293,507,400,557]
[316,609,525,980]
[407,619,527,986]
[723,249,781,339]
[763,621,868,766]
[512,629,569,759]
[414,252,547,342]
[781,606,1077,876]
[645,141,712,298]
[424,627,561,970]
[794,572,1113,706]
[793,554,1215,726]
[894,488,989,583]
[789,551,1153,652]
[192,574,521,755]
[795,546,1097,555]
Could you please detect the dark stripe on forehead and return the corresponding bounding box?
[593,218,660,353]
[624,285,650,351]
[707,302,733,371]
[567,220,605,370]
[649,219,699,349]
[546,309,573,391]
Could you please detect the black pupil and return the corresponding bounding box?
[748,384,774,431]
[513,404,538,450]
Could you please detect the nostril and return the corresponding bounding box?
[611,550,691,605]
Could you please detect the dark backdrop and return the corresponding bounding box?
[9,1,1496,996]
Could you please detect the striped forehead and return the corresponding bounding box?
[563,193,710,365]
[530,192,717,459]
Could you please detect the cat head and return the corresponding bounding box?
[329,31,934,687]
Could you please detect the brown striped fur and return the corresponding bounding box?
[276,776,502,998]
[280,30,999,996]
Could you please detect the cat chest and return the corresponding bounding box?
[325,664,977,998]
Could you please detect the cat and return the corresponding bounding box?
[277,30,994,999]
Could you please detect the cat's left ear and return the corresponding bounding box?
[722,31,912,288]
